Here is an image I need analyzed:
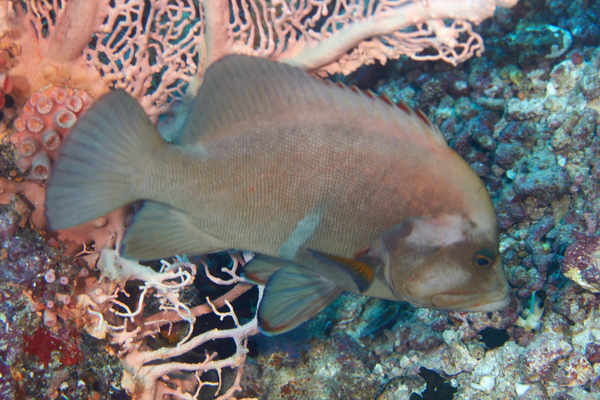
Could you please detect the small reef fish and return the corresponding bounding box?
[45,55,510,335]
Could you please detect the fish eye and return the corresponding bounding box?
[472,248,495,269]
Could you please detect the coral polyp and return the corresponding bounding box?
[11,86,93,179]
[17,137,39,157]
[42,129,61,151]
[30,152,51,180]
[53,109,77,129]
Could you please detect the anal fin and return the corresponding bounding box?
[121,202,226,261]
[258,265,344,336]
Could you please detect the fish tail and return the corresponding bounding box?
[45,90,166,230]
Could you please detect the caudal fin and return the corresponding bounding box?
[45,90,165,230]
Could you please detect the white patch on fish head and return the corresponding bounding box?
[403,214,465,247]
[278,208,322,260]
[380,213,509,312]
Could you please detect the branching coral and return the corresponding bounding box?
[82,0,205,120]
[0,0,519,137]
[72,249,260,400]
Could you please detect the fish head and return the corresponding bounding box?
[378,213,509,312]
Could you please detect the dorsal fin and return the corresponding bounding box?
[178,54,448,149]
[396,100,411,114]
[380,93,394,106]
[365,90,377,99]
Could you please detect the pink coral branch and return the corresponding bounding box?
[45,0,110,63]
[278,0,481,69]
[68,250,259,399]
[5,1,109,108]
[228,0,519,72]
[120,298,260,400]
[140,283,254,339]
[203,0,231,66]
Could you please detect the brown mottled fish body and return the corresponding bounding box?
[149,102,475,274]
[45,55,509,335]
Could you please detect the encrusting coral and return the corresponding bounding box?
[11,86,93,179]
[562,233,600,293]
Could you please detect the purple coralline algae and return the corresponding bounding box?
[554,351,594,387]
[0,205,17,241]
[562,233,600,293]
[520,330,573,382]
[0,236,49,284]
[0,205,50,285]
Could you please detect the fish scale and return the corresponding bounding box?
[182,122,427,254]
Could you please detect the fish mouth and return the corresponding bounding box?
[431,292,510,312]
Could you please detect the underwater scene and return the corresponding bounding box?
[1,0,600,399]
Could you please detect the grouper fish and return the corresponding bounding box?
[45,55,510,335]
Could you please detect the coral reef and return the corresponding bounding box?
[75,249,260,399]
[3,0,600,399]
[0,199,261,399]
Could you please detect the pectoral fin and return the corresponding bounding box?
[122,202,226,261]
[258,265,344,336]
[307,249,381,293]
